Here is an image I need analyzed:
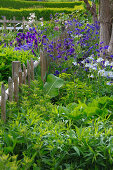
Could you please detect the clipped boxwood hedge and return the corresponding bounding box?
[0,6,84,21]
[0,0,83,9]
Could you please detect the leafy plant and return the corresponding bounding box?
[44,74,64,98]
[0,46,35,82]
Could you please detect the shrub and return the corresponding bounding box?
[0,46,35,82]
[0,0,83,9]
[0,6,84,21]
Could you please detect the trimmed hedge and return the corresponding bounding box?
[0,6,84,21]
[0,0,83,9]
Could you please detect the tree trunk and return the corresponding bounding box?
[99,0,111,46]
[84,0,113,58]
[108,23,113,54]
[83,0,98,23]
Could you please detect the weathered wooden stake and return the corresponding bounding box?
[30,58,34,81]
[1,84,6,122]
[19,68,22,86]
[53,37,58,57]
[13,16,16,32]
[12,61,21,80]
[27,60,31,86]
[14,73,19,102]
[3,16,6,30]
[8,77,13,102]
[23,63,26,84]
[40,50,47,83]
[22,16,25,31]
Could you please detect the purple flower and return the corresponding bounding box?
[103,45,109,50]
[42,35,46,39]
[110,55,113,58]
[54,26,59,31]
[49,54,53,57]
[64,56,68,60]
[62,68,68,72]
[55,70,59,75]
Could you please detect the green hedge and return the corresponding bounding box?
[0,6,84,21]
[0,0,83,9]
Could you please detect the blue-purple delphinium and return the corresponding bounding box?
[6,13,112,79]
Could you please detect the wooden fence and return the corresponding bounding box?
[0,16,40,31]
[0,23,70,122]
[0,48,48,122]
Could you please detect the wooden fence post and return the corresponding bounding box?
[43,38,49,74]
[1,84,6,122]
[8,77,13,102]
[23,63,26,84]
[30,58,34,81]
[3,16,6,30]
[53,37,58,58]
[12,61,21,80]
[14,73,19,102]
[22,17,25,32]
[13,16,16,32]
[19,68,22,86]
[40,50,47,83]
[27,60,31,86]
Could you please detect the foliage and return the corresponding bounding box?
[53,74,94,105]
[0,80,113,169]
[0,46,35,81]
[44,74,64,98]
[0,0,83,9]
[0,6,84,21]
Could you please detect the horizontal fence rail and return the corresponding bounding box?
[0,16,40,31]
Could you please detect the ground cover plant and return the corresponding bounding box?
[0,7,113,170]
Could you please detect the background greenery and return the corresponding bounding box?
[0,0,84,20]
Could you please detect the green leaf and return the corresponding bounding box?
[43,74,64,98]
[73,146,80,156]
[58,106,69,114]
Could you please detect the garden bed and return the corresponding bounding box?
[0,12,113,169]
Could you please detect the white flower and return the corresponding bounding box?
[85,63,92,68]
[98,69,105,76]
[30,13,35,19]
[41,22,43,26]
[106,82,111,85]
[103,71,109,77]
[104,60,110,66]
[72,62,77,66]
[88,74,94,78]
[93,63,97,66]
[110,62,113,66]
[91,66,97,70]
[88,54,94,60]
[81,59,85,64]
[40,17,43,21]
[26,25,30,29]
[108,71,113,78]
[96,57,103,63]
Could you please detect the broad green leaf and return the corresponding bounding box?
[44,74,64,98]
[73,146,80,156]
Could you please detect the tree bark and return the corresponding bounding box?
[99,0,111,46]
[108,23,113,54]
[83,0,98,23]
